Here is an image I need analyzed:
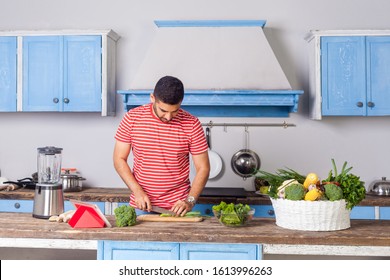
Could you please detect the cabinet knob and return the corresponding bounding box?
[356,102,363,107]
[63,98,70,104]
[367,101,375,108]
[53,98,59,104]
[14,203,20,209]
[268,209,274,216]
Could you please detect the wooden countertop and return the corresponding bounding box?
[0,212,389,247]
[1,187,389,206]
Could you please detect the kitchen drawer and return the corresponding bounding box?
[193,204,213,215]
[251,205,275,218]
[350,206,376,219]
[0,199,34,213]
[0,199,105,214]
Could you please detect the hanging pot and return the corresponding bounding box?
[231,127,261,180]
[205,127,223,179]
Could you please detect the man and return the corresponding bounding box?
[113,76,210,216]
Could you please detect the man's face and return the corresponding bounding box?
[150,94,181,123]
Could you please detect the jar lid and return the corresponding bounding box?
[37,146,63,155]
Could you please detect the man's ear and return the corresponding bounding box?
[150,93,155,103]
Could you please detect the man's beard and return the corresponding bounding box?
[153,103,169,123]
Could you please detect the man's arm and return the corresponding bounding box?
[113,140,151,211]
[188,151,210,200]
[171,150,210,216]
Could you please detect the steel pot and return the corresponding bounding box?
[231,128,261,180]
[61,170,85,192]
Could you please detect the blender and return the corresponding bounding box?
[32,146,64,219]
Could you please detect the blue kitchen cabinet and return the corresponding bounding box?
[0,199,105,214]
[97,241,180,260]
[321,36,390,116]
[97,240,262,260]
[321,36,366,116]
[309,32,390,119]
[180,243,261,260]
[251,205,275,218]
[379,206,390,220]
[0,199,34,213]
[0,37,17,112]
[23,35,102,112]
[350,206,376,219]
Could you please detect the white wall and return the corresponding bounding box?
[1,0,390,191]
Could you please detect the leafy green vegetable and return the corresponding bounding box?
[212,202,252,226]
[323,159,366,209]
[114,205,137,227]
[255,168,305,199]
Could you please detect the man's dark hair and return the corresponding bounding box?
[153,76,184,105]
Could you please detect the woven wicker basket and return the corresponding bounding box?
[270,198,351,231]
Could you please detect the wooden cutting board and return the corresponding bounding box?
[137,214,203,222]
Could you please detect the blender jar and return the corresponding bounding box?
[37,146,63,184]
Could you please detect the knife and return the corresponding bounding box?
[151,206,175,216]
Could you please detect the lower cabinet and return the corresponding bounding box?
[97,240,262,260]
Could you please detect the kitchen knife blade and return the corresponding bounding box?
[151,206,175,216]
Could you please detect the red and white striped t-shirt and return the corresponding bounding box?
[115,103,208,208]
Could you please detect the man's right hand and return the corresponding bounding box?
[133,190,151,211]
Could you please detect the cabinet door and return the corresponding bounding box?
[64,36,101,112]
[0,37,17,112]
[23,36,62,111]
[321,36,366,116]
[366,36,390,116]
[97,241,180,260]
[180,243,260,260]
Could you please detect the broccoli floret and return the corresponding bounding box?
[285,183,306,200]
[324,184,344,201]
[114,205,137,227]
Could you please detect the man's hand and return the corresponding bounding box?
[171,199,193,217]
[133,189,151,211]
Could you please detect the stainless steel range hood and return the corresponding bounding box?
[118,20,303,117]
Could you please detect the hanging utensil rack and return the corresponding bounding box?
[201,120,295,129]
